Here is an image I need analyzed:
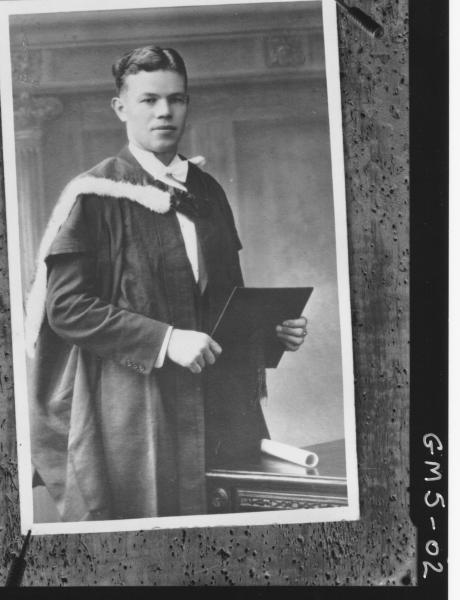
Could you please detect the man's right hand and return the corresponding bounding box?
[166,329,222,374]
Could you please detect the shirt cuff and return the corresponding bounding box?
[154,326,173,368]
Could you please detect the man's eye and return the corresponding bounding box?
[170,95,188,104]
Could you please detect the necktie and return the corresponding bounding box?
[169,188,211,219]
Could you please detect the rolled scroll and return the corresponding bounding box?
[261,439,319,468]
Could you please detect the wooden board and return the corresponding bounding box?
[0,0,415,587]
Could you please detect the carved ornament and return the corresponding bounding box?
[209,487,230,511]
[238,494,341,510]
[11,42,42,87]
[14,92,63,132]
[265,35,306,68]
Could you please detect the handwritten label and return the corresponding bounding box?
[422,433,445,579]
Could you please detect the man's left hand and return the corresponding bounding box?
[276,317,308,351]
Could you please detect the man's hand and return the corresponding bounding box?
[166,329,222,374]
[276,317,308,351]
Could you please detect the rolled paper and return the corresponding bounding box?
[261,439,319,468]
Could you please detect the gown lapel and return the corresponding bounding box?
[116,146,208,514]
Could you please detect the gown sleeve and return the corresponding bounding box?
[46,253,171,375]
[44,195,171,375]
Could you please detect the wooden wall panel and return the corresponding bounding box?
[0,0,413,587]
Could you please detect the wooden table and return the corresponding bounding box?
[206,438,348,513]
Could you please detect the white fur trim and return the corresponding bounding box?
[189,155,206,168]
[24,175,172,358]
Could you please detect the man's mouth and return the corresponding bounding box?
[152,125,176,131]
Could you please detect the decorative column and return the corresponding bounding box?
[14,92,63,292]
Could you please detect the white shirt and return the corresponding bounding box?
[129,142,200,367]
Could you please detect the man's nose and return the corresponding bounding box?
[154,98,172,118]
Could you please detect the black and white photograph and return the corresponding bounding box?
[1,0,358,535]
[0,0,452,592]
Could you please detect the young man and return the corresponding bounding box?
[27,46,307,521]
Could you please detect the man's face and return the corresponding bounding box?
[111,69,188,164]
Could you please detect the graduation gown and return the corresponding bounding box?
[29,147,268,521]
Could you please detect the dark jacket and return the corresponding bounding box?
[29,147,268,521]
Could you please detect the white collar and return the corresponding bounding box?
[128,143,188,192]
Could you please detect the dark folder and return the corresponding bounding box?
[211,287,313,368]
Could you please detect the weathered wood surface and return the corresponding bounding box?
[0,0,413,586]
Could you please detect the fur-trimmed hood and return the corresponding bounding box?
[24,151,205,357]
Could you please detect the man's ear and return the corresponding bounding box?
[111,96,127,123]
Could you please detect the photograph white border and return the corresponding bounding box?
[0,0,359,535]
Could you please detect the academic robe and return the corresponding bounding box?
[29,147,269,521]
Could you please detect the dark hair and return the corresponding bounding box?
[112,46,187,94]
